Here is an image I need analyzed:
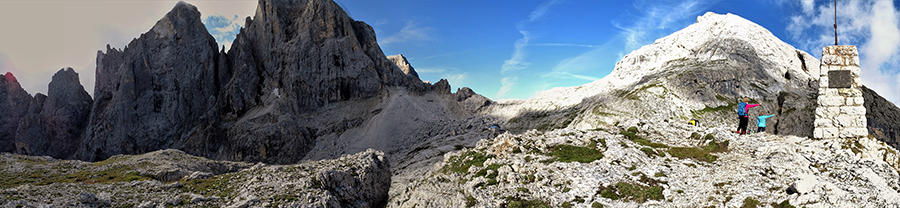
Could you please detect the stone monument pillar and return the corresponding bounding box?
[814,45,867,139]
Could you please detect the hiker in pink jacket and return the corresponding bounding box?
[736,97,759,135]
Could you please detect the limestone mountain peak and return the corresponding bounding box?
[149,1,207,40]
[387,54,420,78]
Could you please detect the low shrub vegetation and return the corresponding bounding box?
[598,181,665,203]
[621,127,669,148]
[549,144,604,163]
[443,151,491,174]
[505,197,550,208]
[741,197,760,208]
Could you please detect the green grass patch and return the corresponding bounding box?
[691,103,736,117]
[668,147,718,163]
[690,132,702,140]
[703,140,729,153]
[741,197,760,208]
[620,128,669,148]
[592,202,604,208]
[640,147,660,158]
[181,173,237,198]
[598,182,665,203]
[443,151,491,174]
[771,199,796,208]
[0,164,153,189]
[549,144,604,163]
[474,164,503,179]
[466,195,476,207]
[715,95,730,102]
[505,197,551,208]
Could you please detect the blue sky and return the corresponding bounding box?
[2,0,898,105]
[218,0,893,103]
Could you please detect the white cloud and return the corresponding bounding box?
[415,68,446,74]
[614,0,708,53]
[800,0,815,14]
[528,0,559,22]
[501,31,532,73]
[443,73,468,88]
[496,77,518,98]
[787,0,900,105]
[531,43,601,48]
[500,0,559,74]
[549,0,709,76]
[379,20,435,45]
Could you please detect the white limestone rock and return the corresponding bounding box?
[394,119,900,207]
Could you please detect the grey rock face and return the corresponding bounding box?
[863,86,900,150]
[0,72,33,153]
[71,0,434,163]
[39,68,92,158]
[1,68,93,158]
[432,79,451,94]
[455,87,492,113]
[78,2,221,162]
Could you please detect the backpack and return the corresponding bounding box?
[737,102,747,116]
[689,119,700,126]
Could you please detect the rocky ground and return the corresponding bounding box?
[0,149,389,207]
[392,118,900,208]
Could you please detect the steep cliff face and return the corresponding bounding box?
[213,0,427,164]
[0,69,92,158]
[863,86,900,149]
[71,0,435,163]
[0,72,32,153]
[37,68,92,158]
[77,2,221,161]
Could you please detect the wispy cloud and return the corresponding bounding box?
[545,71,600,81]
[786,0,900,105]
[613,0,707,54]
[496,77,518,98]
[380,20,435,45]
[203,14,244,51]
[549,0,709,77]
[501,31,532,73]
[415,68,446,74]
[500,0,559,74]
[531,43,602,48]
[444,73,468,88]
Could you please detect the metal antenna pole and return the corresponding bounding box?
[834,0,838,45]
